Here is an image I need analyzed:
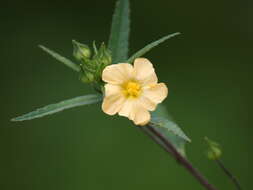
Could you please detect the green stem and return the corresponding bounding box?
[215,159,242,190]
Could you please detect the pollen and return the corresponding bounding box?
[123,81,141,98]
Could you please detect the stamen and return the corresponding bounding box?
[122,81,141,98]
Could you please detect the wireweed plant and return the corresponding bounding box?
[12,1,242,190]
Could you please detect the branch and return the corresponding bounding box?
[140,125,219,190]
[215,159,242,190]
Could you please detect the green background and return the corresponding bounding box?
[1,0,252,189]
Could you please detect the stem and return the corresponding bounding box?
[140,125,219,190]
[215,159,242,190]
[140,126,173,155]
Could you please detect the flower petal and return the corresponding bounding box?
[131,103,151,126]
[102,94,125,115]
[133,58,158,85]
[118,99,135,118]
[119,99,151,125]
[143,83,168,104]
[102,63,134,84]
[104,84,122,97]
[138,95,157,111]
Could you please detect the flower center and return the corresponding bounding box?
[123,81,141,98]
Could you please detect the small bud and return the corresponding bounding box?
[207,146,222,160]
[204,137,222,160]
[77,41,111,86]
[72,40,91,61]
[80,71,95,83]
[94,43,112,67]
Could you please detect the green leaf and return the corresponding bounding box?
[39,45,80,72]
[11,94,102,122]
[150,117,191,143]
[108,0,130,64]
[127,33,180,63]
[150,104,190,156]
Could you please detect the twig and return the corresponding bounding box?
[140,126,173,155]
[140,125,219,190]
[215,159,242,190]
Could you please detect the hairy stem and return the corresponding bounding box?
[215,159,242,190]
[140,125,218,190]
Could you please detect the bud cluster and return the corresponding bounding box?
[72,40,112,85]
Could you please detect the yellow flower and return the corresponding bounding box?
[102,58,168,126]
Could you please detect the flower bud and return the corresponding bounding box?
[78,42,112,85]
[80,71,95,83]
[94,43,112,67]
[72,40,91,61]
[207,146,222,160]
[204,137,222,160]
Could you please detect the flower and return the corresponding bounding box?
[101,58,168,126]
[72,40,91,61]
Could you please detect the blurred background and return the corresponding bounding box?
[1,0,252,189]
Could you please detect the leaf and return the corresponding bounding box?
[127,32,180,63]
[108,0,130,64]
[39,45,80,72]
[150,104,190,156]
[150,117,191,143]
[158,127,187,157]
[11,94,102,122]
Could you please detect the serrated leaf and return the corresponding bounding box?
[127,33,180,63]
[39,45,80,72]
[150,117,191,143]
[108,0,130,63]
[11,94,102,122]
[150,104,190,156]
[150,117,191,142]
